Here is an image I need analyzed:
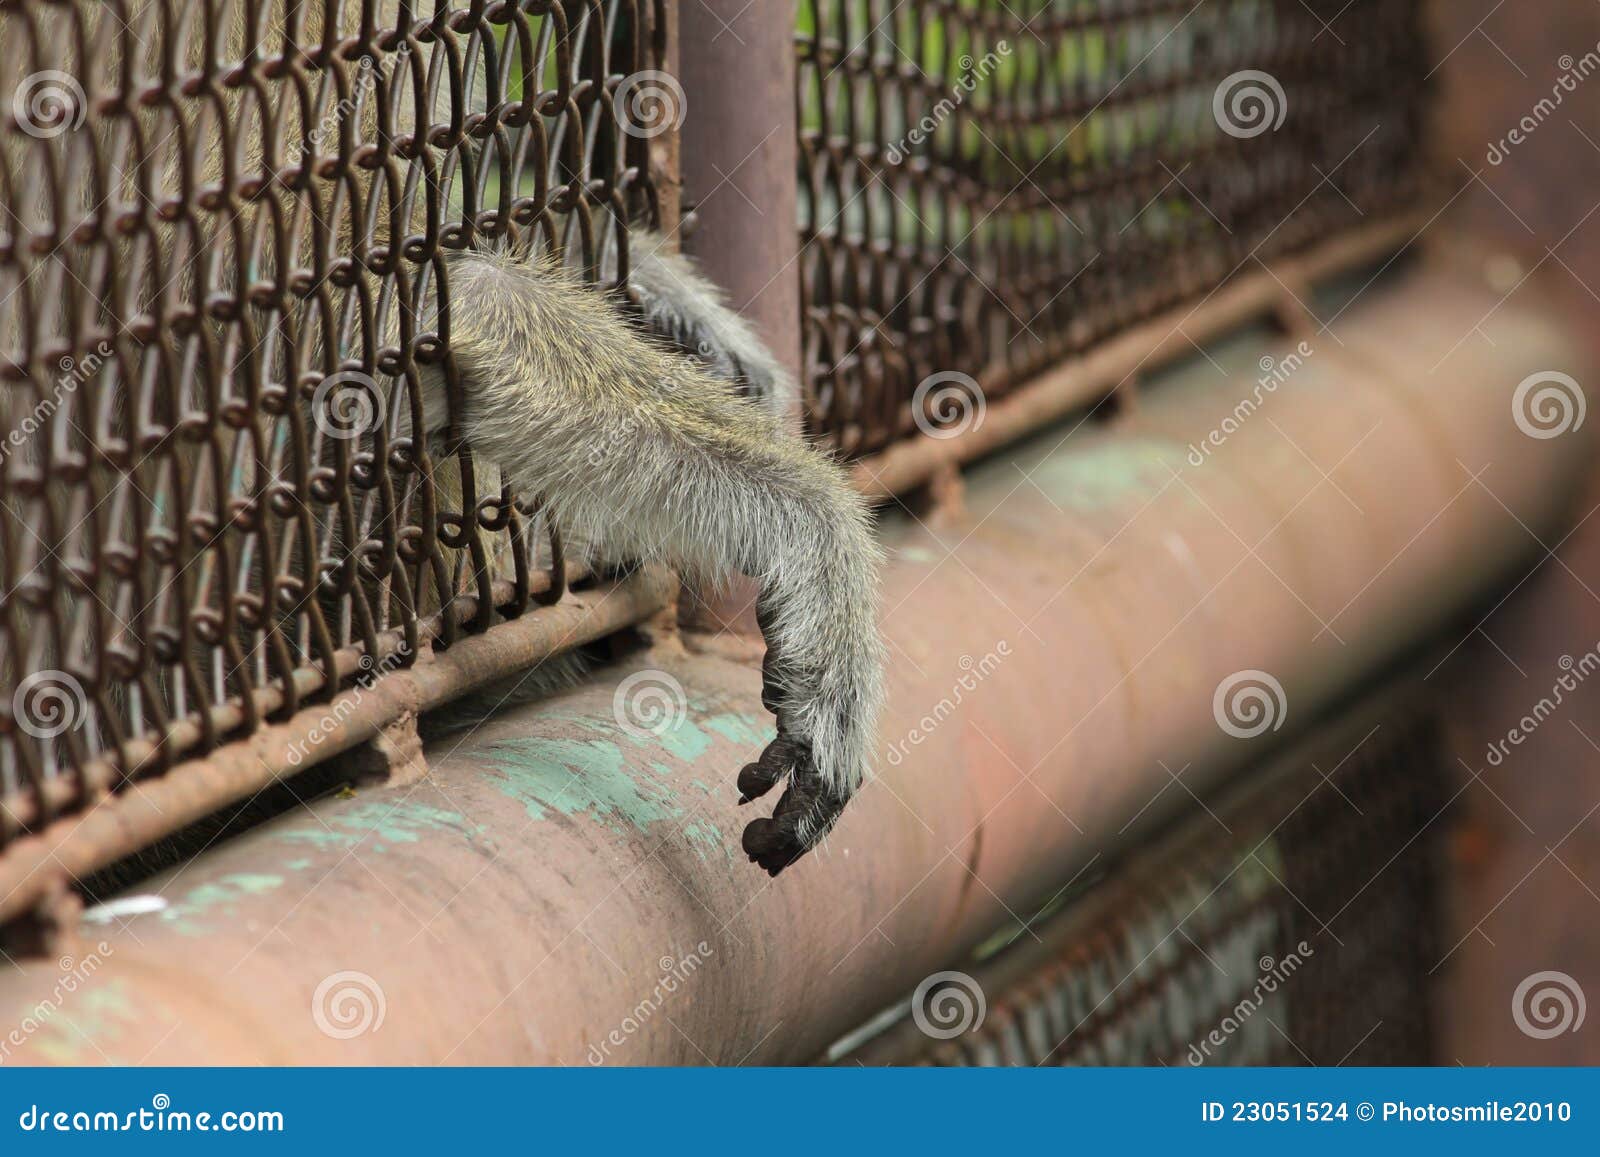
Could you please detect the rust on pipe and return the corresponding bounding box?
[0,265,1591,1065]
[674,0,803,638]
[0,568,676,927]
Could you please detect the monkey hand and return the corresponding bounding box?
[736,588,881,876]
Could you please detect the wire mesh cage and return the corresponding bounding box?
[832,705,1448,1066]
[0,0,668,850]
[796,0,1430,457]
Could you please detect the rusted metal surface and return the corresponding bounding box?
[0,566,675,927]
[796,0,1430,459]
[675,0,804,637]
[0,264,1587,1064]
[1387,1,1600,1067]
[681,0,802,396]
[832,692,1447,1066]
[851,213,1423,499]
[0,2,671,857]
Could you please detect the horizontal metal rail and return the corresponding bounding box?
[0,568,675,926]
[851,214,1425,499]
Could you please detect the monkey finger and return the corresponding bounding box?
[737,734,799,804]
[741,757,850,876]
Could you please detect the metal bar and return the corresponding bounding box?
[677,0,803,389]
[0,568,676,925]
[831,672,1441,1065]
[674,0,803,638]
[1,262,1589,1064]
[850,214,1426,499]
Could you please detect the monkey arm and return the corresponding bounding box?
[604,229,799,421]
[429,249,885,875]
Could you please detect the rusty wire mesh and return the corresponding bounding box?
[796,0,1429,457]
[835,710,1447,1065]
[0,0,667,850]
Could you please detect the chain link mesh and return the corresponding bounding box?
[796,0,1428,456]
[835,711,1447,1065]
[0,1,667,846]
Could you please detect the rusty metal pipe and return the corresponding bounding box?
[0,569,675,927]
[673,0,803,638]
[0,265,1590,1065]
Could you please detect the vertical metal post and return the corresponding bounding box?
[675,0,802,638]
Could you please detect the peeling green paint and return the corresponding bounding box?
[702,712,775,748]
[274,801,478,852]
[1023,440,1181,512]
[478,710,767,864]
[681,820,726,862]
[158,874,284,936]
[653,719,714,762]
[20,978,143,1065]
[482,736,677,833]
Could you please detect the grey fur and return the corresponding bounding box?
[5,0,882,876]
[601,231,798,421]
[424,243,884,872]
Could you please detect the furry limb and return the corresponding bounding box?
[426,247,884,874]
